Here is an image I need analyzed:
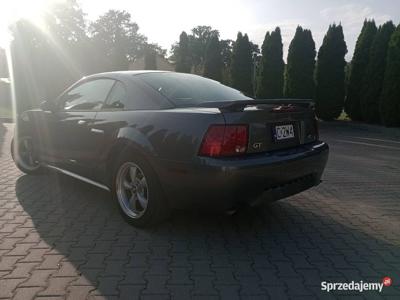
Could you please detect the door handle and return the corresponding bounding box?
[77,120,87,125]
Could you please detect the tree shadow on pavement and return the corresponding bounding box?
[15,173,400,299]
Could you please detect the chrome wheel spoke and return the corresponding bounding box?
[140,177,147,188]
[129,166,137,182]
[123,179,133,189]
[137,190,147,209]
[129,193,138,210]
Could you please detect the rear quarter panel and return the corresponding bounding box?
[93,108,224,183]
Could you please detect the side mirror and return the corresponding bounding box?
[40,100,57,112]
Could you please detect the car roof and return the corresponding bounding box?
[81,70,217,85]
[84,70,170,80]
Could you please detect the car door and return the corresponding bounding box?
[88,78,172,185]
[88,80,130,184]
[33,106,65,166]
[54,78,116,178]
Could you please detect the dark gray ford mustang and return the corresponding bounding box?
[12,71,329,226]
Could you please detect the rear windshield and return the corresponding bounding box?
[137,72,251,107]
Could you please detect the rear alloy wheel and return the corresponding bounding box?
[11,136,43,174]
[116,162,149,219]
[112,154,170,227]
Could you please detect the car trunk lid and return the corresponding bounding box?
[198,99,318,154]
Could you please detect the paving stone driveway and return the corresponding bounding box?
[0,121,399,300]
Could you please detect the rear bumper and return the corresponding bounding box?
[155,141,329,210]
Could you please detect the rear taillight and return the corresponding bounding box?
[199,125,248,157]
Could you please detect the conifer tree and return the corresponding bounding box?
[230,32,253,96]
[380,24,400,127]
[361,21,395,123]
[203,35,223,81]
[284,26,316,99]
[345,19,377,121]
[315,24,347,120]
[175,31,191,73]
[256,27,284,98]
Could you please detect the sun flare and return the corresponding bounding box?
[0,0,60,46]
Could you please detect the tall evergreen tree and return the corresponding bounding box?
[175,31,191,73]
[230,32,253,96]
[315,24,347,120]
[203,35,223,81]
[361,21,395,123]
[220,39,234,84]
[380,24,400,127]
[284,26,316,99]
[256,27,284,98]
[345,19,377,121]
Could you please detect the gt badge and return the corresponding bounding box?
[252,142,262,149]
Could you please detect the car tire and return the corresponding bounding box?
[112,151,170,227]
[11,136,44,175]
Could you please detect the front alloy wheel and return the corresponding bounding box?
[11,136,42,174]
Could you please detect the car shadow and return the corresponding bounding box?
[15,173,400,298]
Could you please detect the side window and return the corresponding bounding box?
[62,79,115,111]
[104,81,128,109]
[105,80,172,110]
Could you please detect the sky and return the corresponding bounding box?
[1,0,399,61]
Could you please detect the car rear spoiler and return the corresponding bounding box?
[197,99,314,112]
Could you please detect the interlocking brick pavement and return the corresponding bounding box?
[0,121,399,299]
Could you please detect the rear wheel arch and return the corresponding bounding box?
[106,140,157,185]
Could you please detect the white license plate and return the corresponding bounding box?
[275,124,295,140]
